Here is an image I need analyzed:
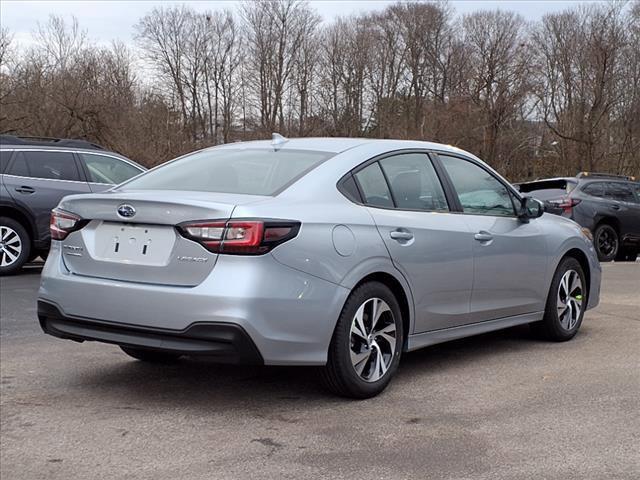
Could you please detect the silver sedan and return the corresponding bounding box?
[38,137,601,398]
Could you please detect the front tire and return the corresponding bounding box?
[322,282,403,399]
[594,224,618,262]
[120,346,181,363]
[0,217,31,276]
[531,257,586,341]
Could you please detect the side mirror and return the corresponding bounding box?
[519,197,544,221]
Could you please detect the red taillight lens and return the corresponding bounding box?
[50,209,85,240]
[178,219,299,255]
[548,197,581,214]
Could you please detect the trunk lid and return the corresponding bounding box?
[57,190,266,286]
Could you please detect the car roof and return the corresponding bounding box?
[210,137,473,156]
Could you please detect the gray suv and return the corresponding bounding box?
[0,136,145,274]
[518,173,640,262]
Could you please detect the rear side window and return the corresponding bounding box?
[379,153,448,211]
[354,163,393,208]
[8,151,80,181]
[121,148,333,196]
[582,182,605,198]
[605,182,635,203]
[80,153,141,185]
[439,155,515,217]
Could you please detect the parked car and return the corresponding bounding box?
[0,135,146,274]
[517,173,640,262]
[37,137,600,398]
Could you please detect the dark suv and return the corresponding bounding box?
[517,172,640,262]
[0,136,145,275]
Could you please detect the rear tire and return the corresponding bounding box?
[321,282,403,399]
[594,223,618,262]
[531,257,586,342]
[120,346,181,363]
[0,217,31,276]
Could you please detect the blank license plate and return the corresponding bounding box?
[93,222,176,266]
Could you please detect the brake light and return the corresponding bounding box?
[50,209,86,240]
[548,197,581,214]
[178,219,299,255]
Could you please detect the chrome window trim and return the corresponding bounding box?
[1,173,89,185]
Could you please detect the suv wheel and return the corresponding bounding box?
[531,257,586,341]
[322,282,403,399]
[0,217,31,276]
[594,224,618,262]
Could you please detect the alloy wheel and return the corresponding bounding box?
[596,227,617,258]
[557,269,583,330]
[0,226,22,267]
[349,297,397,382]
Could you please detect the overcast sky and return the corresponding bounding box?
[1,1,603,48]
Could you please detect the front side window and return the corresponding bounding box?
[0,150,13,173]
[80,153,142,185]
[8,151,80,181]
[439,155,515,217]
[121,148,332,196]
[379,153,448,211]
[353,163,394,208]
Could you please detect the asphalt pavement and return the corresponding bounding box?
[1,262,639,479]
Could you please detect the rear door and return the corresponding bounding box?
[2,150,91,241]
[437,154,548,322]
[353,151,474,333]
[77,152,144,192]
[604,181,640,239]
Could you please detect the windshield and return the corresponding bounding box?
[120,148,334,196]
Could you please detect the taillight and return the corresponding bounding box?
[548,197,581,214]
[50,209,86,240]
[177,219,300,255]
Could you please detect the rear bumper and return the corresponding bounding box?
[38,301,263,364]
[38,243,350,365]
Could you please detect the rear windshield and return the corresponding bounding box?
[517,179,577,200]
[120,148,333,196]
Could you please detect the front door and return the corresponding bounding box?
[3,150,91,240]
[437,154,548,322]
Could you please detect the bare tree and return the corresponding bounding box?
[241,0,320,134]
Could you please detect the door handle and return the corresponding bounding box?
[15,186,35,194]
[390,230,414,241]
[474,231,493,242]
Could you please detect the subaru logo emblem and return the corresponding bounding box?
[117,204,136,218]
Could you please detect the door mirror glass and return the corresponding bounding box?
[520,197,544,219]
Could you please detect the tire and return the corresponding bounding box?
[120,346,181,363]
[0,217,31,276]
[531,257,587,342]
[593,223,618,262]
[321,281,404,399]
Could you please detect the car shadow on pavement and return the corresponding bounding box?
[70,323,558,409]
